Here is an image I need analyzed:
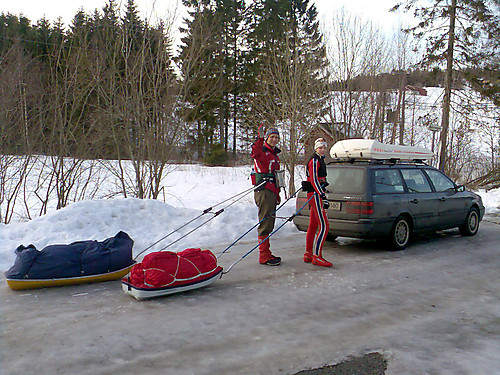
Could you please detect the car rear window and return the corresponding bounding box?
[326,166,365,194]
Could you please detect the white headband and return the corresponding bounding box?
[314,138,327,150]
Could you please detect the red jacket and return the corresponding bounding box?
[251,137,281,199]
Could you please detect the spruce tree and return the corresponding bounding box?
[178,0,232,158]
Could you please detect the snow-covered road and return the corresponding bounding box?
[1,218,499,375]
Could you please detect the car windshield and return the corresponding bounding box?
[327,167,365,194]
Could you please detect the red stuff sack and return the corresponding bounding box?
[129,248,219,288]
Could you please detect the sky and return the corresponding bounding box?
[2,0,414,36]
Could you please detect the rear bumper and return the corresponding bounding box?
[293,215,392,239]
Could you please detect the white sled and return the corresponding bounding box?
[330,139,434,161]
[121,266,223,300]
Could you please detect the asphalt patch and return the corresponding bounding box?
[293,352,387,375]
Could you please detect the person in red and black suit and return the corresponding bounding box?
[304,138,332,267]
[251,127,282,266]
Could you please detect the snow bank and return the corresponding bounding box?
[0,165,299,272]
[478,188,500,214]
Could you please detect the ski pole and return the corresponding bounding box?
[216,186,303,259]
[222,192,316,274]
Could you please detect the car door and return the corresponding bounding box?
[400,168,439,230]
[372,168,406,227]
[423,168,468,228]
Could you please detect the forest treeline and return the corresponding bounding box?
[0,0,499,222]
[0,0,330,163]
[2,1,497,159]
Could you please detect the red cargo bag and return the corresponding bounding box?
[122,248,223,299]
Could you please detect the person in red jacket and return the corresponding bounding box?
[251,127,282,266]
[304,138,332,267]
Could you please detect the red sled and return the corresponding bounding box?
[121,248,223,300]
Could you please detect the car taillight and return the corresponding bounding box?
[346,201,373,214]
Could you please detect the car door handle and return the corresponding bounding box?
[410,199,419,204]
[439,197,446,201]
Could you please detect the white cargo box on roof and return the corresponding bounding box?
[330,139,434,161]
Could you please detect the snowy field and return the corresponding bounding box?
[0,164,499,272]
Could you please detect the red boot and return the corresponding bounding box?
[258,236,281,265]
[303,252,313,263]
[312,255,332,267]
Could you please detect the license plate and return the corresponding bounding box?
[330,201,341,211]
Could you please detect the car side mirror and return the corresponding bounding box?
[455,185,465,192]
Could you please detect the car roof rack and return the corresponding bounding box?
[329,139,434,164]
[327,158,430,166]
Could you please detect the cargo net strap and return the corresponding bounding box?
[128,248,221,288]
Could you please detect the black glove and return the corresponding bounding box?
[320,194,329,209]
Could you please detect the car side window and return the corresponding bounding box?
[401,169,432,193]
[373,169,405,193]
[424,169,455,192]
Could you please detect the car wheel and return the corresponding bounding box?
[390,216,411,250]
[459,207,479,236]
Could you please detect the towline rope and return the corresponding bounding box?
[221,191,316,275]
[216,186,303,260]
[134,180,266,260]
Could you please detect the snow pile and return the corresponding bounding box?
[478,188,500,214]
[0,165,299,272]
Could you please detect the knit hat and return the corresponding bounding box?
[314,138,328,150]
[265,127,280,141]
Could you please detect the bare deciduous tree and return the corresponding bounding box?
[251,29,329,195]
[322,9,391,140]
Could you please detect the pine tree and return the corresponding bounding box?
[215,0,247,155]
[178,0,229,158]
[122,0,144,53]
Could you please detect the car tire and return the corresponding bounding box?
[389,216,411,250]
[459,207,479,236]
